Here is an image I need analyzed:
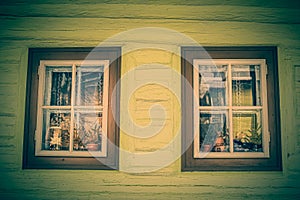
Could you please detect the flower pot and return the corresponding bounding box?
[86,143,99,151]
[214,145,225,152]
[215,137,224,146]
[203,144,212,152]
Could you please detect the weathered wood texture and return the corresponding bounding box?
[0,1,299,199]
[0,171,299,199]
[0,4,299,24]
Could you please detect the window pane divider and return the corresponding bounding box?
[198,106,228,110]
[228,63,234,153]
[232,106,263,110]
[69,64,76,153]
[73,106,104,110]
[198,106,263,110]
[41,106,72,109]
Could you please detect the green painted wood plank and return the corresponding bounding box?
[0,118,16,136]
[0,48,22,64]
[0,0,299,9]
[3,171,297,188]
[0,4,299,24]
[0,116,17,137]
[0,18,299,47]
[0,85,18,97]
[0,84,18,117]
[0,67,18,85]
[0,171,298,199]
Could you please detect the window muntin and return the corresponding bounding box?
[193,59,269,158]
[35,60,109,157]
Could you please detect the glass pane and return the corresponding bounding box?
[232,65,261,106]
[76,66,104,106]
[42,110,71,151]
[199,110,229,152]
[233,110,263,152]
[73,112,103,151]
[44,66,72,106]
[199,65,227,106]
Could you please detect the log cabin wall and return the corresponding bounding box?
[0,0,299,199]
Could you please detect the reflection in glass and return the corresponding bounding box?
[73,112,103,151]
[233,110,262,152]
[232,65,261,106]
[199,65,227,106]
[44,66,72,106]
[199,111,229,152]
[42,110,71,151]
[76,66,104,106]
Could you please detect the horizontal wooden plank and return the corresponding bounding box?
[0,167,298,198]
[0,47,22,63]
[0,116,17,137]
[0,4,299,24]
[0,116,16,125]
[0,84,18,97]
[0,66,18,85]
[1,171,298,193]
[0,0,299,9]
[0,188,298,200]
[0,18,299,47]
[0,119,16,136]
[2,170,296,187]
[0,144,16,155]
[0,85,18,120]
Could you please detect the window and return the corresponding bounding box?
[181,47,282,171]
[23,47,121,169]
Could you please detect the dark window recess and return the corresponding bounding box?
[23,47,121,169]
[181,46,282,171]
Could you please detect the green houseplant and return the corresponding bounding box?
[235,125,262,151]
[247,125,262,145]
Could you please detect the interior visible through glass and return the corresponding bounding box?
[233,110,263,152]
[42,110,71,151]
[44,66,72,106]
[73,112,103,151]
[76,66,104,106]
[199,65,228,106]
[232,65,261,106]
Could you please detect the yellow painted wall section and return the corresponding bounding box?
[0,0,299,199]
[120,49,181,173]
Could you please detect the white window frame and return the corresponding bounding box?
[35,60,110,157]
[193,59,270,158]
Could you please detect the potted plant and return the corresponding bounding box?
[214,134,225,152]
[247,125,262,151]
[235,125,262,151]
